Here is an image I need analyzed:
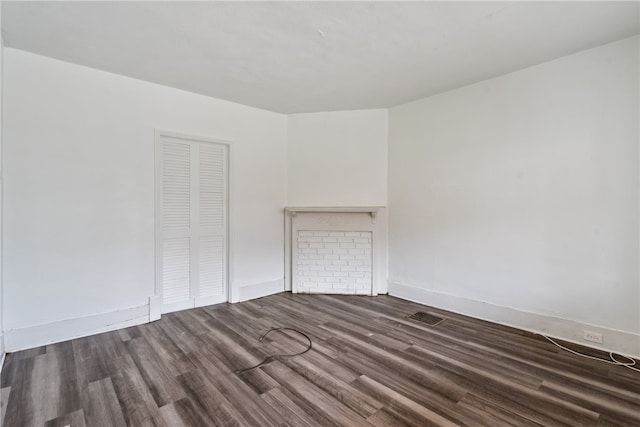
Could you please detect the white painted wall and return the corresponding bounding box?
[388,36,639,356]
[286,110,389,295]
[3,49,287,346]
[0,4,4,360]
[287,110,388,207]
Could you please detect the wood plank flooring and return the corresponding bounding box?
[1,293,639,426]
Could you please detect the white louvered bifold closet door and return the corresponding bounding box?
[160,140,192,312]
[196,144,226,306]
[157,134,227,314]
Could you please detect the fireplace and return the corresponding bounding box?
[284,207,387,295]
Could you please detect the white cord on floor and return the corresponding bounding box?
[539,334,640,373]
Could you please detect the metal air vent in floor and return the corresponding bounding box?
[408,312,444,326]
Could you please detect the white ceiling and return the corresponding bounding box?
[3,1,638,114]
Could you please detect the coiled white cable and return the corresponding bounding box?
[539,334,640,373]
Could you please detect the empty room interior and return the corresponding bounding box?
[0,1,639,426]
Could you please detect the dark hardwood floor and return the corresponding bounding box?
[1,293,639,426]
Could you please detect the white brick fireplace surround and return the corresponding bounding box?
[285,207,388,295]
[297,230,372,294]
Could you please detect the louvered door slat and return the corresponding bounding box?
[199,144,225,230]
[162,142,191,230]
[198,235,225,299]
[161,240,190,302]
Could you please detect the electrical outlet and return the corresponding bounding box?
[583,330,603,344]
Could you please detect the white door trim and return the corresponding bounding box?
[154,129,234,314]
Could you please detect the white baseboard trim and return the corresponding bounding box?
[149,295,162,322]
[238,278,284,302]
[0,333,5,374]
[388,281,640,359]
[3,304,149,352]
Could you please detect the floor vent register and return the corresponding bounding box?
[408,312,444,326]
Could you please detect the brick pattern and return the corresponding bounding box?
[297,230,372,294]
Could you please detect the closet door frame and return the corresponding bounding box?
[154,130,234,317]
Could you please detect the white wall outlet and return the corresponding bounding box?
[583,330,603,344]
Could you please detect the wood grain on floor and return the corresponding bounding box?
[1,293,639,426]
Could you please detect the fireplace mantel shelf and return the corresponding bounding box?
[286,206,384,224]
[285,206,383,214]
